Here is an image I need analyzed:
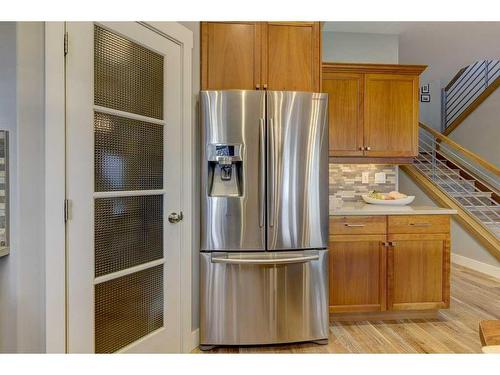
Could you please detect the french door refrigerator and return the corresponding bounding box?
[200,90,329,349]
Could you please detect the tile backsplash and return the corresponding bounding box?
[329,164,398,202]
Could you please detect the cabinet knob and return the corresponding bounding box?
[365,146,371,151]
[256,84,261,90]
[359,146,364,151]
[263,84,268,90]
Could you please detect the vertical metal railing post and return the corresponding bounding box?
[441,88,447,132]
[485,60,490,87]
[431,134,437,181]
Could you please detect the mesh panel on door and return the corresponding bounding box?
[94,25,164,119]
[94,112,163,192]
[95,195,163,277]
[95,265,164,353]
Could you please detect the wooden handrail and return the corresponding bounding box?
[444,66,467,92]
[419,122,500,177]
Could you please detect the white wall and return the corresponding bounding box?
[0,22,46,353]
[179,21,200,333]
[399,170,499,268]
[322,31,399,63]
[398,22,500,131]
[448,88,500,167]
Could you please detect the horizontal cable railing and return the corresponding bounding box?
[415,123,500,236]
[442,59,500,131]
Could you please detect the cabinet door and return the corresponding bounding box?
[387,233,450,311]
[201,22,261,90]
[364,73,419,157]
[262,22,320,91]
[322,72,364,156]
[329,235,387,313]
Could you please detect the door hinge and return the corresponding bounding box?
[64,199,71,222]
[64,32,68,56]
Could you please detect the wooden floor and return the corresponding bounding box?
[194,263,500,353]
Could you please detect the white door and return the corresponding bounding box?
[66,22,183,353]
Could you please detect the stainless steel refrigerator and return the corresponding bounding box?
[200,90,329,349]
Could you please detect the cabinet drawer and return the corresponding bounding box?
[330,216,386,235]
[388,215,450,234]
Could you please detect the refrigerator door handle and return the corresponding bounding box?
[210,253,320,265]
[268,117,275,228]
[259,118,265,228]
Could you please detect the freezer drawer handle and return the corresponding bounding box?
[210,254,320,265]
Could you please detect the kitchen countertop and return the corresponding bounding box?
[330,202,457,216]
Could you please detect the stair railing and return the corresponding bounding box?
[415,123,500,234]
[442,59,500,132]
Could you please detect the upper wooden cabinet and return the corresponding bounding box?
[201,22,261,90]
[322,72,364,156]
[322,63,426,162]
[201,22,321,92]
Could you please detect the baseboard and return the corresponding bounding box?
[452,254,500,280]
[190,329,199,352]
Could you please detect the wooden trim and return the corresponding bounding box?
[313,22,321,92]
[442,238,451,308]
[379,240,387,311]
[401,165,500,261]
[330,309,439,322]
[392,302,446,311]
[329,156,414,164]
[329,234,386,242]
[323,62,427,75]
[387,240,394,309]
[388,233,449,241]
[443,77,500,136]
[329,304,382,313]
[420,122,500,176]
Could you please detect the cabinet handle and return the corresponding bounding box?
[389,241,397,247]
[409,223,432,227]
[344,223,365,227]
[382,241,390,247]
[256,84,261,90]
[263,84,268,90]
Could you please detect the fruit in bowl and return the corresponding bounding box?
[367,190,408,200]
[363,190,415,205]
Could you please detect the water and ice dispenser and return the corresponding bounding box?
[207,144,243,197]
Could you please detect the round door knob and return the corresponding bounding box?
[168,211,183,224]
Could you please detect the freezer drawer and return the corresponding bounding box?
[200,250,329,346]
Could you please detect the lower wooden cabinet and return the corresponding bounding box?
[387,233,450,310]
[329,235,386,313]
[329,215,451,315]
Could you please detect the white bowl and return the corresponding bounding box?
[362,195,415,206]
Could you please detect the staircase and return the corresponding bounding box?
[442,59,500,135]
[402,123,500,260]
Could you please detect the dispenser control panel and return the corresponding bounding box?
[215,145,235,157]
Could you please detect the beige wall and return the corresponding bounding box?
[448,88,500,168]
[322,31,398,64]
[398,22,500,132]
[399,169,499,268]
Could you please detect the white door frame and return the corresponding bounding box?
[44,21,194,353]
